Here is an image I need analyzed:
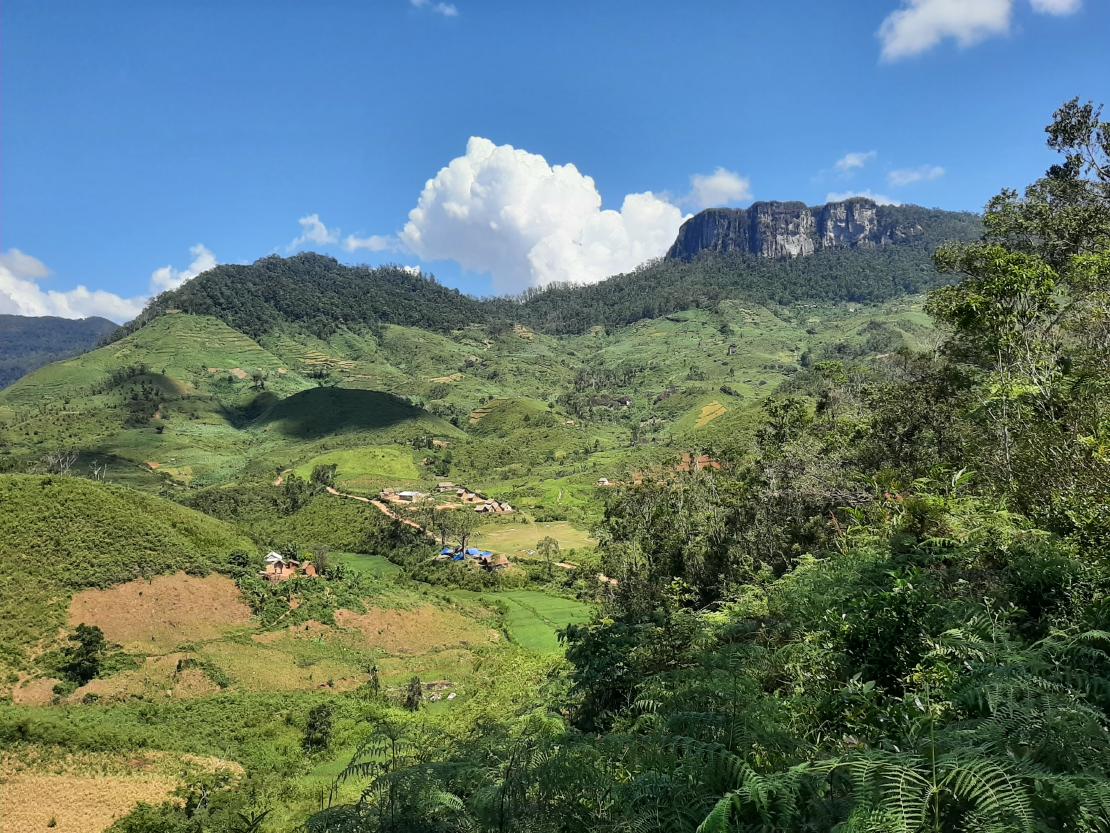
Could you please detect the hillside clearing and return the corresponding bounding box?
[695,401,728,428]
[334,605,499,655]
[68,573,253,653]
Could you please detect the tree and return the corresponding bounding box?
[303,703,334,753]
[929,98,1110,518]
[42,449,78,475]
[366,663,381,694]
[310,545,330,576]
[59,623,107,686]
[538,535,560,579]
[310,463,337,490]
[403,676,423,711]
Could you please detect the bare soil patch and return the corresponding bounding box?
[69,573,252,653]
[11,676,58,706]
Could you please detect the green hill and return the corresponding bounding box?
[0,474,253,682]
[256,387,456,440]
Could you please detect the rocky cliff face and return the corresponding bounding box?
[667,198,923,261]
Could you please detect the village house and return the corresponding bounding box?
[261,551,320,582]
[262,551,299,581]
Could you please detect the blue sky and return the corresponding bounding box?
[2,0,1107,320]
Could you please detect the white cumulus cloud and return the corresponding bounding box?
[888,164,946,186]
[289,213,339,251]
[878,0,1082,61]
[878,0,1012,60]
[0,249,146,323]
[685,167,753,209]
[826,190,900,207]
[149,243,218,293]
[834,151,878,174]
[399,136,687,292]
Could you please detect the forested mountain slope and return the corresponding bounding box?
[0,313,116,388]
[110,201,978,343]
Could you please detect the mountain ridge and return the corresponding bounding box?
[108,200,978,345]
[666,198,978,261]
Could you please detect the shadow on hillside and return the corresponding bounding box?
[253,387,429,438]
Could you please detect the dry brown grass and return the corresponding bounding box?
[0,748,241,833]
[695,401,727,428]
[70,653,220,703]
[68,573,252,653]
[334,605,498,655]
[0,773,177,832]
[11,676,59,706]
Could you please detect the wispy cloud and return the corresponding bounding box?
[877,0,1081,62]
[344,233,397,253]
[888,164,946,186]
[834,151,878,175]
[1030,0,1081,14]
[410,0,458,17]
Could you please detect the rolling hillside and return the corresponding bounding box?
[0,474,253,685]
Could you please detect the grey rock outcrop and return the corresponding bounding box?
[666,198,922,261]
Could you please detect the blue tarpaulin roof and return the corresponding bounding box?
[440,547,455,555]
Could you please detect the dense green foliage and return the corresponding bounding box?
[0,313,115,388]
[121,255,494,341]
[290,100,1110,833]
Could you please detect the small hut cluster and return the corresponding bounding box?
[437,546,511,571]
[261,551,318,582]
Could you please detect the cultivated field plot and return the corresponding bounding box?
[331,551,404,577]
[292,446,423,491]
[68,573,253,653]
[695,400,728,428]
[448,589,592,654]
[471,521,596,556]
[333,604,499,655]
[497,591,592,653]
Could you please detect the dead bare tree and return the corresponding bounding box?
[42,450,79,475]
